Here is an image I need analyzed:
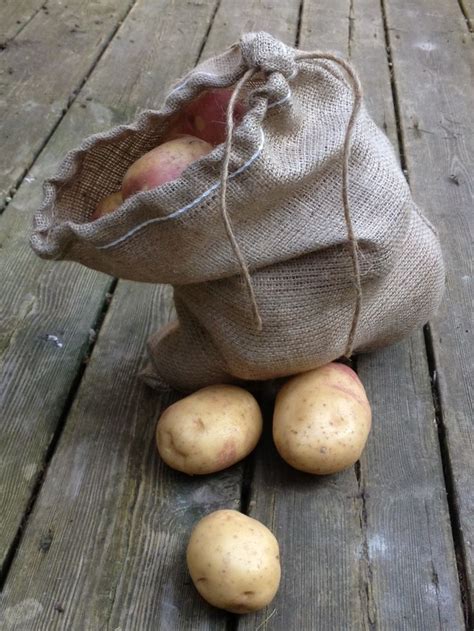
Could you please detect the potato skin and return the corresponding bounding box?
[187,510,281,613]
[122,135,212,199]
[156,385,262,475]
[273,363,372,474]
[91,191,123,221]
[164,89,246,146]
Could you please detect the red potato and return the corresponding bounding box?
[121,135,212,200]
[90,191,123,221]
[165,89,245,146]
[273,362,372,475]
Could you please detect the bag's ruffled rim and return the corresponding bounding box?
[31,42,285,259]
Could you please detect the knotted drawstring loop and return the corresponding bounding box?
[220,47,363,355]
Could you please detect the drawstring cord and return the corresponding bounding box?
[220,51,363,356]
[296,52,363,356]
[219,67,262,331]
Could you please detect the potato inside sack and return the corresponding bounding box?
[165,88,246,146]
[121,135,213,200]
[187,510,281,613]
[90,133,212,222]
[273,362,372,475]
[92,88,244,218]
[91,191,123,221]
[155,385,262,475]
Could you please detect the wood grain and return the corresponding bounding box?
[242,0,464,628]
[0,0,135,207]
[352,0,465,628]
[240,425,367,631]
[357,336,464,630]
[384,0,474,617]
[201,0,298,58]
[0,0,46,45]
[0,0,218,585]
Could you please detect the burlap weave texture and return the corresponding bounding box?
[31,32,445,391]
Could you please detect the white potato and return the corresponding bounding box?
[273,362,372,474]
[156,385,262,475]
[187,510,281,613]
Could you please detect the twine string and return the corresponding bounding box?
[220,51,362,352]
[219,67,262,331]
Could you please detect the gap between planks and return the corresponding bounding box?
[379,0,407,174]
[295,0,305,48]
[0,1,49,48]
[424,324,472,628]
[354,461,376,631]
[346,11,378,628]
[352,355,377,631]
[380,0,472,627]
[194,0,223,65]
[457,0,474,31]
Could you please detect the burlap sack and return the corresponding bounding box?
[31,32,445,391]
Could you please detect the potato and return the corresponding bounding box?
[187,510,281,613]
[122,135,212,199]
[273,363,372,474]
[156,385,262,475]
[91,191,123,221]
[165,89,245,146]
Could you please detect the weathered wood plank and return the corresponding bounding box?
[0,0,218,584]
[351,0,465,628]
[242,0,465,628]
[0,0,46,45]
[384,0,474,617]
[201,0,298,57]
[0,251,112,577]
[0,0,135,207]
[357,336,465,630]
[0,282,241,631]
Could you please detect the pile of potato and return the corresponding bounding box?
[156,363,372,613]
[93,88,373,615]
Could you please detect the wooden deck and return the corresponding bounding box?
[0,0,472,629]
